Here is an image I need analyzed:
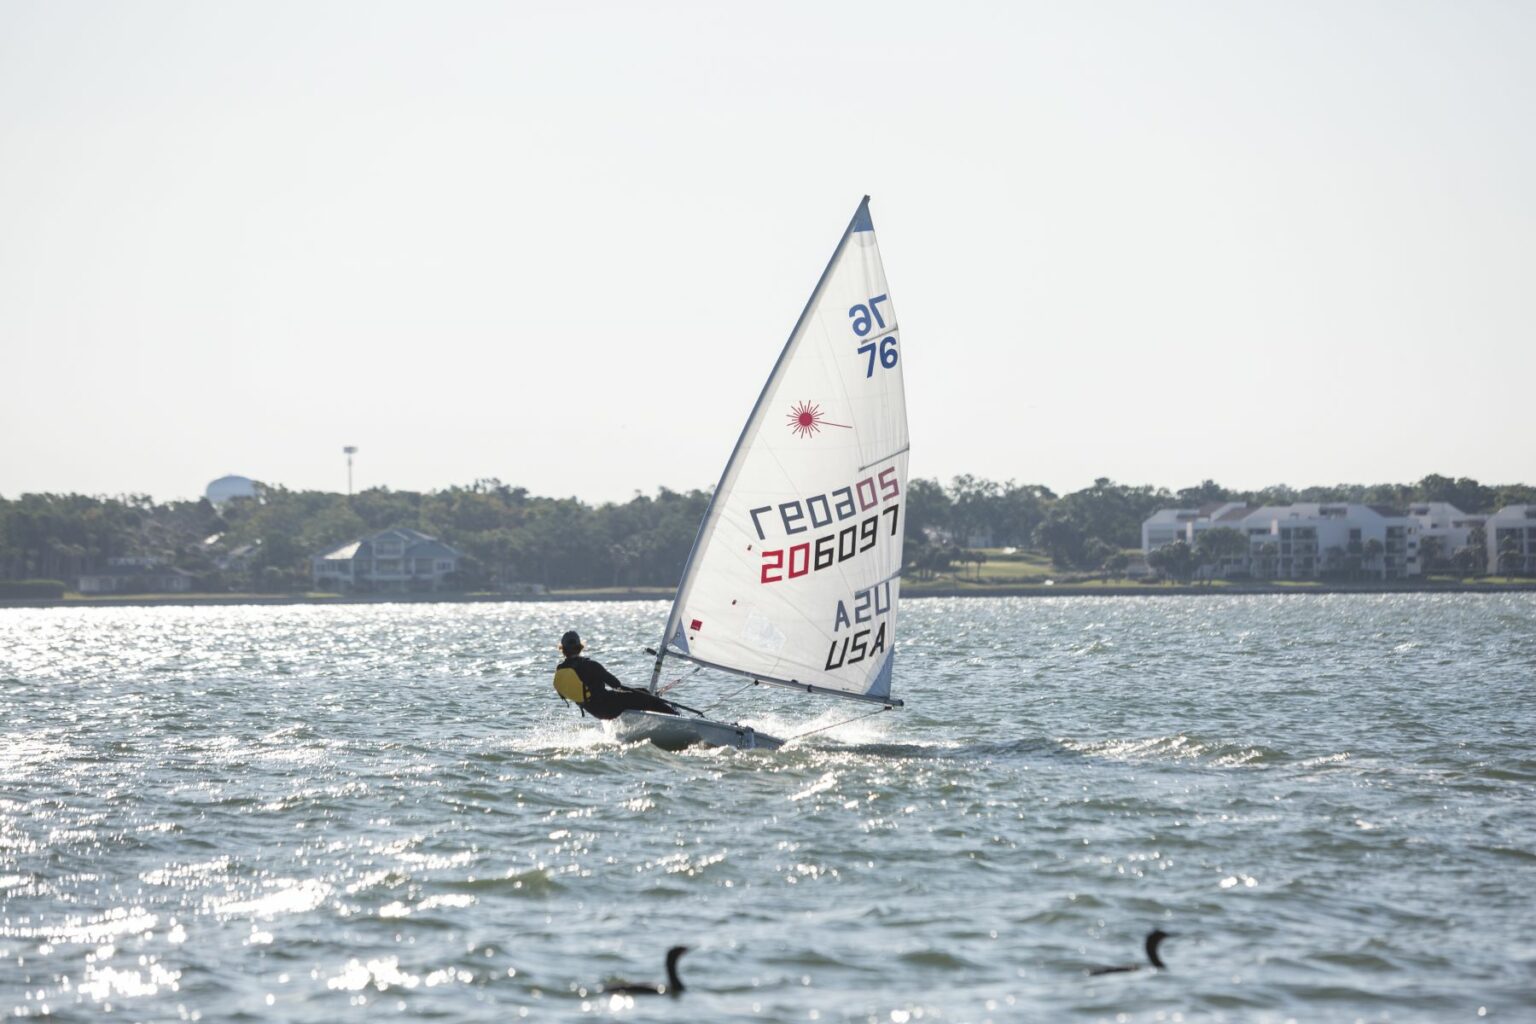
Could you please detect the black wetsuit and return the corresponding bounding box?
[558,655,678,720]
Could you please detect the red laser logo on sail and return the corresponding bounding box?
[786,401,851,438]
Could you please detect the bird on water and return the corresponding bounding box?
[1087,929,1172,975]
[605,946,690,996]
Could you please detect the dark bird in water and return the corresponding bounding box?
[605,946,690,997]
[1087,929,1172,975]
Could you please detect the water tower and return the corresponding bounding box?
[343,446,358,496]
[205,474,258,505]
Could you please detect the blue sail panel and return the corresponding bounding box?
[865,650,895,699]
[850,196,874,233]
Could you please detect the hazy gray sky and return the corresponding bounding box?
[2,1,1532,503]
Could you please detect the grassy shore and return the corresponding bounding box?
[903,548,1536,595]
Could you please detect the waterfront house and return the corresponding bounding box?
[312,528,463,593]
[78,562,196,594]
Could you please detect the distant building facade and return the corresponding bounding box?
[1245,504,1416,580]
[1487,505,1536,575]
[1143,503,1419,580]
[1141,500,1533,580]
[78,559,195,594]
[201,534,263,572]
[312,528,464,592]
[1407,502,1485,572]
[1141,502,1249,553]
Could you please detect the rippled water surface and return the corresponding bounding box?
[3,594,1535,1022]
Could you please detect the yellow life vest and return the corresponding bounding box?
[553,666,589,705]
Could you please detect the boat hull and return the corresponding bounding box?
[607,710,784,751]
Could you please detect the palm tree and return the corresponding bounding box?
[1498,533,1523,576]
[1147,540,1197,583]
[1363,538,1385,580]
[1322,545,1346,579]
[1452,546,1480,576]
[1467,525,1487,572]
[1418,535,1444,574]
[608,542,636,587]
[1255,541,1278,580]
[1195,527,1247,581]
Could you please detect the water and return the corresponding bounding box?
[2,594,1534,1022]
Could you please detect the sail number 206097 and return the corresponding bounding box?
[850,294,898,378]
[751,455,901,587]
[760,504,899,583]
[753,471,901,584]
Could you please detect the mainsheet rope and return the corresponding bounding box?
[698,681,757,715]
[657,664,702,696]
[786,704,891,742]
[657,662,895,740]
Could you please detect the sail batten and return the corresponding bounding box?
[653,196,908,710]
[859,447,911,472]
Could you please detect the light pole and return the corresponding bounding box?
[343,446,358,496]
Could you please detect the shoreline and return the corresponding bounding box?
[4,580,1535,610]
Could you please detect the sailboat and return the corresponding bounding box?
[608,196,908,751]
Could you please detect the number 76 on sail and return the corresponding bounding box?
[850,294,899,378]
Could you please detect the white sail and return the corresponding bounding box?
[655,197,907,706]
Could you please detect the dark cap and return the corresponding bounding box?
[560,630,582,656]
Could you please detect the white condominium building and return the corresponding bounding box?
[1139,501,1509,580]
[1142,500,1523,580]
[1486,505,1536,575]
[1407,502,1486,571]
[1240,504,1416,580]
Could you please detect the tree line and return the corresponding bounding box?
[0,481,712,592]
[1,473,1532,592]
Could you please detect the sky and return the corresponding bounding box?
[1,1,1532,504]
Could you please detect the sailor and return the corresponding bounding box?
[552,630,679,719]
